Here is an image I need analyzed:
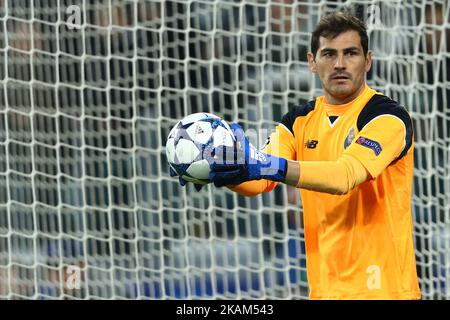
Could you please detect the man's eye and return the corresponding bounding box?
[346,51,357,56]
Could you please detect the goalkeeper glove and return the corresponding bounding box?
[169,167,204,192]
[209,123,288,187]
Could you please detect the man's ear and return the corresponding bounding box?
[365,50,373,72]
[307,52,317,73]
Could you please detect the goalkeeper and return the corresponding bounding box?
[174,10,421,299]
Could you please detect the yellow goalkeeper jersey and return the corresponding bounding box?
[232,85,421,299]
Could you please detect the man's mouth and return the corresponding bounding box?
[331,75,350,80]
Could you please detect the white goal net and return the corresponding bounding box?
[0,0,449,299]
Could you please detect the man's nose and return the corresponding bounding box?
[334,54,346,69]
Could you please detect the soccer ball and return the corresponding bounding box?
[166,112,235,185]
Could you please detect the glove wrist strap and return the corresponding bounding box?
[260,155,288,182]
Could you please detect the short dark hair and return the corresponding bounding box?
[311,9,369,58]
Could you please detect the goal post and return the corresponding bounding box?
[0,0,449,299]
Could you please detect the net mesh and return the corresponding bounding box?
[0,0,449,299]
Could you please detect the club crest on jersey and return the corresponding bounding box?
[344,127,355,149]
[356,136,382,156]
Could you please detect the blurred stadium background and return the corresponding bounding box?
[0,0,449,299]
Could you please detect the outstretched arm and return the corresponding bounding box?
[226,155,368,196]
[218,112,409,195]
[209,122,370,195]
[284,156,369,194]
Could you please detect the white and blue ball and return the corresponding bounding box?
[166,112,235,185]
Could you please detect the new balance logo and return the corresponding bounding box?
[305,140,319,149]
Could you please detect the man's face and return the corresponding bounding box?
[307,31,372,103]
